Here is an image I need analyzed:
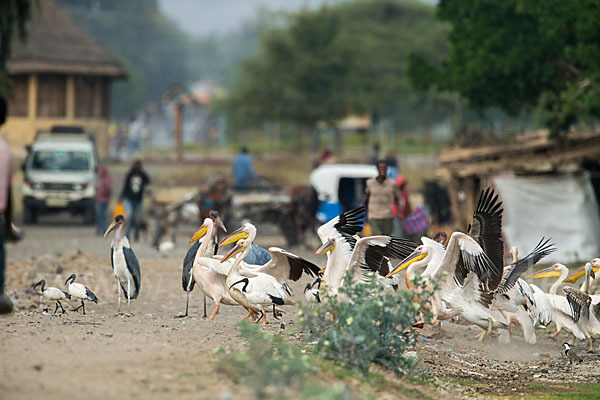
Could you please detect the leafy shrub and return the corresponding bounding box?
[216,321,349,399]
[299,270,434,376]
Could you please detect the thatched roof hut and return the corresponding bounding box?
[7,1,125,78]
[1,0,126,158]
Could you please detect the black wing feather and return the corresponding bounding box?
[468,188,504,274]
[182,241,200,292]
[497,237,556,294]
[110,247,115,271]
[85,287,98,303]
[287,257,321,281]
[334,207,365,249]
[454,247,500,293]
[123,247,141,299]
[563,286,591,322]
[360,237,417,277]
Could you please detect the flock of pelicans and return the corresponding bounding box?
[30,188,600,366]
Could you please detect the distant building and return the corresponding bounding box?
[1,0,125,158]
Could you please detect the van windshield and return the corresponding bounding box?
[31,150,90,171]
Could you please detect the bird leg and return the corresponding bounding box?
[478,318,493,342]
[588,337,594,352]
[57,301,67,314]
[550,329,561,339]
[208,303,220,321]
[202,294,207,319]
[71,300,85,314]
[117,281,122,314]
[184,291,190,317]
[254,309,264,324]
[127,276,131,314]
[53,302,59,314]
[258,308,268,324]
[241,307,254,321]
[272,304,280,320]
[183,275,194,318]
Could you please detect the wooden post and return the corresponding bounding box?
[28,74,37,119]
[174,102,184,162]
[66,75,75,119]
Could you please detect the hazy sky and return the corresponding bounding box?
[159,0,339,36]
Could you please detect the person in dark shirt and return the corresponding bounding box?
[233,147,257,190]
[120,160,150,241]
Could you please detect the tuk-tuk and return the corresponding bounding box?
[310,164,377,223]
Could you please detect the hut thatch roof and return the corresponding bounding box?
[7,0,125,78]
[437,130,600,180]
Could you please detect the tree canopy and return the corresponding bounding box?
[409,0,600,137]
[223,0,454,135]
[0,0,33,94]
[57,0,191,118]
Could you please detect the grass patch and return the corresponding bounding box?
[441,377,482,386]
[523,383,600,399]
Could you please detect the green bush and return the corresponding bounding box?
[299,270,434,376]
[216,321,349,399]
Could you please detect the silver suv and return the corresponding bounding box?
[22,126,98,224]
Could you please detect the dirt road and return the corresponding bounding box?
[2,216,599,399]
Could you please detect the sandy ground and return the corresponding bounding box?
[2,214,600,399]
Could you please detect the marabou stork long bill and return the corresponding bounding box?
[104,215,141,314]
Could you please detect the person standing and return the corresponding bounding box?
[95,165,112,236]
[362,160,402,236]
[0,95,19,314]
[232,147,257,190]
[120,160,150,241]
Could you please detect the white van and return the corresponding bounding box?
[22,127,98,224]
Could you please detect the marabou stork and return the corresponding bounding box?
[104,215,141,314]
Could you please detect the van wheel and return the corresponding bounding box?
[23,205,37,224]
[83,207,95,225]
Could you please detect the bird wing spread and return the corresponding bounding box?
[468,187,504,275]
[497,237,556,294]
[255,247,321,282]
[563,286,591,322]
[442,232,503,293]
[349,236,416,282]
[318,206,365,249]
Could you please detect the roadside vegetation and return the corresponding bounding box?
[216,272,436,399]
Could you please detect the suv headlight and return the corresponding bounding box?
[33,182,42,190]
[74,184,83,191]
